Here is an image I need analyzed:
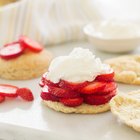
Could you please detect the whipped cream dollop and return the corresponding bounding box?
[46,48,112,83]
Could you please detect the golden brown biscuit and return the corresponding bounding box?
[105,55,140,85]
[43,100,110,114]
[110,91,140,133]
[0,49,53,80]
[0,0,17,7]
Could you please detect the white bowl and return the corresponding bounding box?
[83,20,140,53]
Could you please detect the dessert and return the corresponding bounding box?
[110,90,140,132]
[0,36,53,80]
[105,55,140,85]
[40,48,117,114]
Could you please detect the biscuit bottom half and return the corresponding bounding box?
[42,100,110,114]
[0,50,53,80]
[110,91,140,133]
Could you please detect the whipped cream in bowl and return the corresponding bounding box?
[46,48,112,83]
[84,20,140,53]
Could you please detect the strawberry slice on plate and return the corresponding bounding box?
[48,86,80,98]
[0,95,5,103]
[0,43,24,60]
[95,72,114,82]
[16,88,34,101]
[79,82,106,94]
[19,36,43,53]
[0,84,18,97]
[59,80,88,90]
[60,97,83,107]
[84,90,116,105]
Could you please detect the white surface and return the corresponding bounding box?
[0,42,140,140]
[84,22,140,53]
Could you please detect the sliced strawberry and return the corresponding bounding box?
[0,43,24,60]
[39,81,45,87]
[79,82,106,94]
[59,80,88,90]
[41,92,59,102]
[48,86,80,98]
[39,75,46,87]
[0,84,18,97]
[4,41,19,47]
[95,72,114,82]
[16,88,34,101]
[19,36,43,53]
[101,82,117,93]
[84,90,116,105]
[43,79,59,87]
[0,95,5,103]
[60,97,83,107]
[91,89,116,96]
[41,86,59,101]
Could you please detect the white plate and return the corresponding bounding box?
[0,42,140,140]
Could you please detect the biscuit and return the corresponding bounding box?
[0,49,53,80]
[105,55,140,85]
[43,100,110,114]
[110,90,140,132]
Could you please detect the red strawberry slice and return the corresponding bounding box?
[44,79,59,87]
[19,36,43,53]
[95,72,114,82]
[0,95,5,103]
[4,41,19,47]
[60,97,83,107]
[0,43,24,60]
[59,80,88,90]
[0,84,18,97]
[90,89,116,96]
[39,81,45,87]
[84,90,116,105]
[48,86,80,98]
[41,86,59,101]
[16,88,34,101]
[79,82,106,94]
[101,82,117,93]
[41,92,59,102]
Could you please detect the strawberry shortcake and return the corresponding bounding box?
[40,48,117,114]
[0,36,52,80]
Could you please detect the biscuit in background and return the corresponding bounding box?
[105,55,140,85]
[110,90,140,133]
[0,49,53,80]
